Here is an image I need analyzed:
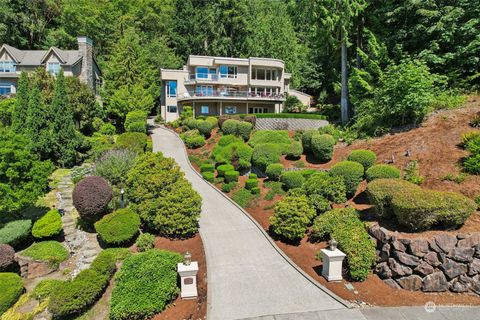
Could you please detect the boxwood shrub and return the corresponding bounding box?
[265,163,284,181]
[217,134,242,147]
[136,233,156,252]
[280,171,305,190]
[252,143,283,171]
[311,208,376,281]
[32,209,62,239]
[0,273,24,315]
[249,130,291,149]
[197,120,214,137]
[245,178,258,190]
[365,164,401,182]
[217,164,235,177]
[202,171,215,182]
[311,134,335,162]
[329,161,364,197]
[269,196,315,241]
[0,220,32,247]
[94,208,141,245]
[115,132,147,154]
[224,170,240,183]
[301,129,317,153]
[200,163,215,173]
[221,181,237,193]
[221,119,240,135]
[109,250,182,320]
[180,130,205,149]
[303,172,347,204]
[286,141,303,159]
[237,121,253,141]
[20,241,69,267]
[347,150,376,170]
[365,179,413,219]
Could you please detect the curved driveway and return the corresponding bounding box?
[151,126,347,320]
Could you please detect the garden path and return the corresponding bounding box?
[151,125,348,320]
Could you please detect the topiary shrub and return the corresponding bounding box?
[286,141,303,159]
[212,141,253,170]
[21,241,69,267]
[0,220,32,247]
[32,209,62,239]
[0,244,15,271]
[136,233,155,252]
[245,178,258,190]
[365,164,401,182]
[329,161,364,197]
[0,273,24,315]
[224,170,240,183]
[200,163,214,173]
[252,143,283,171]
[347,150,377,170]
[115,132,147,154]
[237,121,253,141]
[197,120,214,137]
[180,130,205,148]
[311,134,335,162]
[202,171,215,182]
[265,163,284,181]
[73,176,112,221]
[217,164,235,177]
[280,171,305,190]
[109,250,182,320]
[301,129,317,153]
[221,182,236,193]
[94,208,140,245]
[311,208,376,281]
[303,172,347,204]
[222,119,240,135]
[365,178,414,219]
[269,196,315,241]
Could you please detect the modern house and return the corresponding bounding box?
[0,36,102,95]
[160,55,311,122]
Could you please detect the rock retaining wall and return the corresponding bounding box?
[369,223,480,294]
[254,118,329,131]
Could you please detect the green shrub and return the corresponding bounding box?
[21,241,69,267]
[232,189,255,208]
[280,171,305,190]
[91,248,130,276]
[301,129,317,152]
[251,187,260,194]
[245,178,258,190]
[127,121,147,133]
[329,161,364,197]
[303,172,347,203]
[365,179,414,219]
[212,141,253,170]
[287,187,305,197]
[183,118,199,130]
[217,134,242,147]
[403,160,424,185]
[0,220,32,247]
[347,150,376,170]
[222,119,240,135]
[311,134,335,162]
[269,196,315,241]
[116,132,147,154]
[94,149,137,186]
[206,116,218,128]
[463,154,480,174]
[217,164,235,177]
[109,250,182,320]
[200,163,214,172]
[32,279,62,301]
[197,120,214,137]
[249,173,257,179]
[0,273,24,315]
[221,181,237,193]
[32,209,62,239]
[265,163,283,181]
[202,171,215,182]
[125,110,147,133]
[366,164,401,182]
[252,143,283,171]
[286,141,303,159]
[311,208,376,281]
[249,130,291,149]
[308,194,331,214]
[136,233,155,252]
[237,121,253,141]
[99,122,116,135]
[224,170,240,183]
[94,208,140,245]
[180,130,206,149]
[298,169,318,180]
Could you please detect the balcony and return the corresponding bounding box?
[177,90,285,102]
[185,73,219,84]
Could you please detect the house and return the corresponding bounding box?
[0,36,102,95]
[160,55,311,122]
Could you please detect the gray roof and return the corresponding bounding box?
[1,44,82,66]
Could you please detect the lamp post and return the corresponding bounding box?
[120,189,125,208]
[184,251,192,266]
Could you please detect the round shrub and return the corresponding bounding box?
[206,116,218,128]
[94,208,141,245]
[73,176,112,221]
[136,233,155,252]
[217,164,235,177]
[365,164,401,182]
[280,171,305,190]
[202,171,215,182]
[200,163,214,173]
[213,141,253,170]
[347,150,377,170]
[0,244,15,271]
[249,173,257,179]
[252,143,283,171]
[0,273,24,315]
[197,120,214,137]
[183,118,199,130]
[0,219,32,247]
[99,122,116,135]
[365,178,414,219]
[221,181,236,193]
[32,209,62,239]
[251,187,260,194]
[245,178,258,190]
[217,134,242,147]
[265,163,284,181]
[180,130,205,148]
[286,141,303,159]
[222,119,239,135]
[115,132,147,154]
[301,129,317,153]
[269,196,315,241]
[329,161,364,197]
[311,134,335,162]
[249,130,291,149]
[21,241,69,267]
[303,172,347,204]
[126,121,146,133]
[237,121,253,141]
[224,170,240,183]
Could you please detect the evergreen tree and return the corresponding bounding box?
[11,72,29,133]
[25,79,51,160]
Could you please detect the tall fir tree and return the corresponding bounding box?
[25,79,51,160]
[11,72,29,133]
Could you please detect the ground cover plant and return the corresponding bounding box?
[0,273,24,315]
[32,209,62,239]
[20,241,69,267]
[94,208,140,245]
[0,220,32,248]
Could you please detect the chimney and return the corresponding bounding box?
[77,36,94,90]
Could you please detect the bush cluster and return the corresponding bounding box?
[311,134,335,162]
[347,150,376,170]
[135,233,155,252]
[32,209,62,239]
[245,177,258,190]
[269,196,315,241]
[303,172,347,203]
[73,176,112,221]
[218,114,256,128]
[109,250,182,320]
[220,119,253,140]
[365,164,400,182]
[99,122,116,135]
[125,110,147,133]
[221,181,237,193]
[312,208,376,281]
[197,120,215,137]
[252,143,283,171]
[248,130,291,149]
[225,170,240,183]
[280,171,305,190]
[0,219,32,247]
[116,132,147,154]
[180,130,206,148]
[200,163,214,173]
[212,138,253,170]
[94,208,140,245]
[265,163,284,181]
[301,129,317,152]
[201,171,215,182]
[217,164,235,177]
[0,273,24,315]
[0,244,15,271]
[286,141,303,159]
[329,161,364,197]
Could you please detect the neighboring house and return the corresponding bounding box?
[0,36,102,95]
[160,55,311,122]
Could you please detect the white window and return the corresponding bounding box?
[225,106,237,114]
[47,62,61,75]
[201,106,209,114]
[0,61,16,72]
[0,83,13,95]
[167,105,177,113]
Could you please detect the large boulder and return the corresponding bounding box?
[423,251,441,267]
[383,279,401,289]
[434,234,457,253]
[422,272,448,292]
[472,275,480,295]
[440,259,468,279]
[448,247,475,263]
[414,262,435,277]
[468,258,480,276]
[409,238,430,257]
[389,258,412,277]
[394,251,421,267]
[396,275,423,291]
[391,238,406,252]
[0,243,15,271]
[370,224,391,242]
[457,233,480,248]
[375,262,392,279]
[449,275,472,293]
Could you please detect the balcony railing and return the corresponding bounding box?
[178,90,285,101]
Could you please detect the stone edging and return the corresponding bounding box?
[156,125,351,309]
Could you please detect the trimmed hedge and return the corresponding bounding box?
[280,171,305,190]
[286,141,303,159]
[0,220,32,247]
[217,164,235,177]
[365,164,401,182]
[200,163,214,173]
[303,172,347,204]
[224,170,240,183]
[248,130,291,149]
[221,119,239,135]
[94,208,140,245]
[329,161,364,197]
[109,250,182,320]
[312,208,376,281]
[311,134,335,162]
[252,143,283,171]
[202,171,215,182]
[116,132,147,154]
[256,113,327,119]
[0,273,24,315]
[32,279,63,301]
[347,150,377,170]
[365,179,413,219]
[0,244,15,271]
[265,163,284,181]
[21,241,69,267]
[269,196,315,241]
[32,209,62,239]
[73,176,112,221]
